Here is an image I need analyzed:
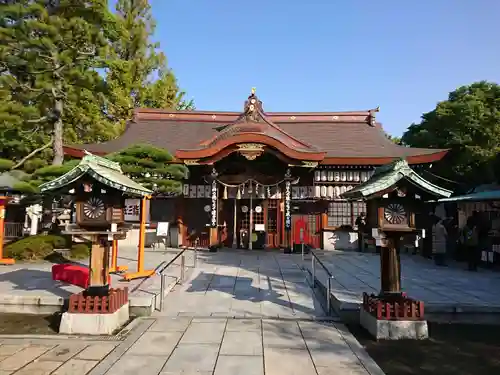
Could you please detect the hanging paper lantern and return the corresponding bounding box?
[314,185,321,198]
[327,186,334,198]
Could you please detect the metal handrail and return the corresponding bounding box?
[157,245,198,311]
[308,250,335,315]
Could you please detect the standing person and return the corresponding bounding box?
[432,216,448,266]
[355,212,367,252]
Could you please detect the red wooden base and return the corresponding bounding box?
[68,287,128,314]
[362,292,425,321]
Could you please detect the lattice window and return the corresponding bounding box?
[241,205,265,230]
[352,201,367,219]
[327,201,366,227]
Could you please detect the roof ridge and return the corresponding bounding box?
[210,89,318,150]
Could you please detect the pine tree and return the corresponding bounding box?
[107,144,188,194]
[106,0,193,125]
[0,0,119,166]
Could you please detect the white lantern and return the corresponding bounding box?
[314,186,321,198]
[327,186,334,198]
[334,186,341,198]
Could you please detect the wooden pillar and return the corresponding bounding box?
[0,197,14,265]
[123,196,155,281]
[87,235,110,296]
[380,234,402,296]
[137,197,147,272]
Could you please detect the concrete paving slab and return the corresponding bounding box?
[37,343,87,362]
[51,359,99,375]
[149,317,192,332]
[180,322,226,344]
[264,348,317,375]
[14,360,62,375]
[75,343,117,361]
[0,345,54,372]
[214,355,264,375]
[161,344,219,373]
[0,344,28,356]
[127,331,182,356]
[220,330,263,356]
[104,354,167,375]
[225,318,261,331]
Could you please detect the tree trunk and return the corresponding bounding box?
[52,82,64,166]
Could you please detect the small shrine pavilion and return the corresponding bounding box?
[64,90,448,251]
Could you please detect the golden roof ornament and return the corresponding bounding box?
[243,87,263,121]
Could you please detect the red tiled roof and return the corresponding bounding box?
[65,93,448,166]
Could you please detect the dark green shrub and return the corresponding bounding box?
[4,235,68,261]
[70,243,91,259]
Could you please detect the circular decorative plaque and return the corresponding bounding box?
[255,206,262,213]
[204,205,211,212]
[241,205,248,213]
[384,203,406,225]
[83,197,105,219]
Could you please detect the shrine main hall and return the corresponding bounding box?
[65,90,447,251]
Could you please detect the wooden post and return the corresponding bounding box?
[109,239,128,274]
[137,196,146,271]
[123,196,155,281]
[380,234,402,296]
[0,197,14,265]
[86,235,110,296]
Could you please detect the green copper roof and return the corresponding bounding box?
[436,189,500,203]
[341,158,452,200]
[39,152,152,197]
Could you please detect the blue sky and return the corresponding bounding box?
[141,0,498,136]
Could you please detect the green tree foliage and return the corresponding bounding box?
[402,81,500,187]
[106,0,194,127]
[0,0,194,180]
[106,144,188,193]
[0,0,119,166]
[386,134,403,145]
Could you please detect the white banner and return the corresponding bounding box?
[124,198,150,222]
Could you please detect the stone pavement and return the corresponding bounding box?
[0,246,192,313]
[0,250,385,375]
[0,317,383,375]
[308,250,500,312]
[157,250,327,319]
